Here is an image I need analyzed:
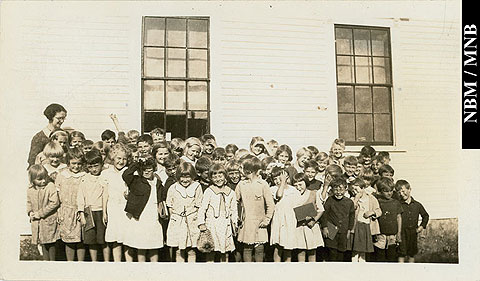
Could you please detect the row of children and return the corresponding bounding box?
[27,113,429,263]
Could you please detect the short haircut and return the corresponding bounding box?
[85,149,103,165]
[150,127,166,136]
[108,143,128,160]
[235,148,250,160]
[176,161,197,181]
[329,177,347,189]
[267,139,278,146]
[164,153,180,168]
[270,166,285,181]
[127,130,140,139]
[101,129,116,141]
[378,151,390,160]
[170,138,185,154]
[49,129,69,142]
[209,163,227,180]
[43,141,64,157]
[351,177,367,189]
[375,177,395,192]
[344,155,359,166]
[28,164,49,185]
[378,164,394,176]
[249,136,265,148]
[292,172,307,184]
[66,147,84,164]
[361,168,375,183]
[242,156,263,174]
[395,179,411,191]
[307,145,319,157]
[93,141,109,154]
[82,139,94,147]
[200,134,216,144]
[296,147,312,159]
[275,144,293,162]
[69,131,86,141]
[225,144,239,155]
[261,156,276,170]
[325,164,343,178]
[137,134,154,146]
[152,141,171,157]
[195,156,213,173]
[212,147,227,160]
[225,159,241,172]
[303,159,319,171]
[43,103,67,122]
[330,138,346,150]
[314,152,329,162]
[184,137,202,150]
[138,157,156,174]
[360,145,376,158]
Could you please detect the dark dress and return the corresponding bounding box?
[28,130,50,168]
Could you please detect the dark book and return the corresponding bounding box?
[84,206,95,231]
[326,221,339,240]
[294,202,317,223]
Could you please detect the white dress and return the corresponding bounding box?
[270,185,301,249]
[102,166,129,243]
[123,178,164,249]
[295,190,324,250]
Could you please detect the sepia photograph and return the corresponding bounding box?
[0,0,478,280]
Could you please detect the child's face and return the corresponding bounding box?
[317,159,328,172]
[155,148,169,165]
[68,158,83,174]
[142,167,154,180]
[48,155,62,168]
[304,167,317,181]
[344,163,356,177]
[104,138,115,148]
[203,140,216,154]
[70,137,83,148]
[226,152,235,161]
[398,186,411,201]
[199,170,210,182]
[363,156,372,166]
[152,133,165,145]
[186,145,201,161]
[297,155,310,168]
[82,145,93,154]
[277,151,290,165]
[372,160,382,173]
[128,137,138,146]
[132,151,140,162]
[332,144,344,159]
[33,175,48,188]
[352,184,363,196]
[355,163,363,177]
[332,184,346,199]
[251,144,263,156]
[179,174,194,187]
[294,180,307,194]
[87,162,103,176]
[113,152,127,171]
[381,172,393,179]
[211,171,226,187]
[268,143,279,156]
[227,170,241,184]
[55,136,68,149]
[213,157,226,167]
[137,141,152,157]
[165,165,177,177]
[380,189,393,200]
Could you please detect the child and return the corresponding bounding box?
[56,147,86,261]
[122,157,164,262]
[212,147,227,166]
[396,180,429,263]
[181,137,202,164]
[102,144,129,262]
[249,136,268,160]
[82,140,94,154]
[371,155,383,177]
[303,160,322,191]
[225,144,239,161]
[69,131,86,149]
[320,177,355,262]
[319,164,344,202]
[127,130,140,146]
[195,156,213,192]
[377,151,391,165]
[266,139,279,157]
[361,169,376,195]
[306,145,319,159]
[35,130,68,165]
[200,134,217,159]
[41,142,67,181]
[275,144,293,167]
[329,138,346,167]
[235,157,275,262]
[314,152,329,182]
[261,156,276,184]
[166,162,203,262]
[170,138,185,159]
[343,155,359,196]
[234,148,250,161]
[137,134,154,160]
[350,178,382,262]
[285,147,312,181]
[355,157,364,178]
[93,141,110,165]
[197,164,238,262]
[101,129,116,148]
[77,149,109,262]
[372,177,402,262]
[378,164,395,179]
[291,173,324,262]
[359,145,376,170]
[153,141,171,185]
[27,164,60,261]
[150,127,166,145]
[225,159,242,262]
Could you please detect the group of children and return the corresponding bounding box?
[26,114,429,263]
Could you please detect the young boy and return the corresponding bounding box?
[136,134,154,159]
[77,149,108,261]
[372,177,402,262]
[200,134,217,159]
[395,180,429,263]
[101,130,116,148]
[195,156,213,192]
[314,152,329,182]
[150,127,166,145]
[320,177,355,262]
[377,151,391,165]
[303,159,322,191]
[211,147,227,166]
[225,144,239,161]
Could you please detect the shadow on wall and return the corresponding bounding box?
[19,218,458,263]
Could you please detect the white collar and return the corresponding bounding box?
[60,169,85,179]
[175,181,200,198]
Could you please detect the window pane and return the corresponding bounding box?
[356,114,373,142]
[355,86,372,113]
[335,28,353,55]
[355,57,372,83]
[188,49,208,78]
[144,47,164,77]
[374,114,392,142]
[373,57,391,84]
[166,81,186,110]
[188,19,208,48]
[167,48,186,78]
[188,81,208,110]
[144,17,165,46]
[354,29,371,56]
[338,113,355,142]
[144,111,165,132]
[166,18,186,47]
[188,111,208,137]
[337,86,354,112]
[143,80,164,110]
[373,87,391,113]
[372,30,390,56]
[336,56,354,83]
[166,111,186,139]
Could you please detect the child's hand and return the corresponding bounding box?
[109,114,118,121]
[32,212,41,220]
[346,230,351,241]
[29,212,35,221]
[80,216,86,227]
[395,232,402,243]
[363,210,374,219]
[103,213,108,226]
[322,227,329,238]
[416,226,424,234]
[198,224,207,232]
[279,171,288,185]
[259,219,269,228]
[306,220,316,229]
[123,190,129,200]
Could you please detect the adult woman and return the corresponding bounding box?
[28,103,67,168]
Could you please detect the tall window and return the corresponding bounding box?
[142,17,210,139]
[335,25,393,145]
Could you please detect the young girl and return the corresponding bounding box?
[225,159,242,262]
[153,141,171,186]
[69,131,86,149]
[275,144,293,168]
[170,138,185,159]
[350,178,381,262]
[93,141,110,166]
[286,147,312,181]
[197,164,238,262]
[41,141,67,181]
[249,136,268,160]
[181,137,202,164]
[136,134,154,160]
[56,147,86,261]
[235,157,275,262]
[314,152,329,182]
[27,164,60,261]
[329,138,346,167]
[102,144,129,262]
[225,144,239,161]
[291,173,324,262]
[122,157,164,262]
[166,162,203,262]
